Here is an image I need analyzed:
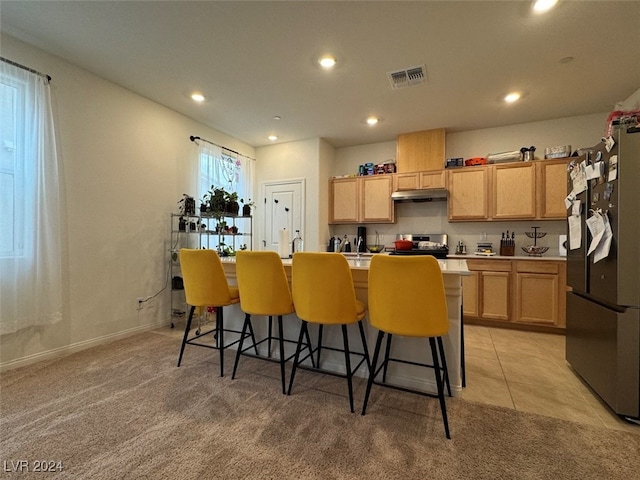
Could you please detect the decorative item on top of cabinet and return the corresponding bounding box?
[329,175,395,224]
[396,128,445,173]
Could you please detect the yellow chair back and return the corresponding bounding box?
[368,255,449,337]
[292,252,363,325]
[236,251,294,316]
[179,249,238,307]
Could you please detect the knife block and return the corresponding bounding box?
[499,245,515,256]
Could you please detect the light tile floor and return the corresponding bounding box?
[461,324,640,435]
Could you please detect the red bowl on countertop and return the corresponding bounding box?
[393,240,413,251]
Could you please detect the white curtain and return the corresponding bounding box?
[197,141,254,208]
[0,61,64,335]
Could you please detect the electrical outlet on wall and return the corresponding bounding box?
[136,297,145,310]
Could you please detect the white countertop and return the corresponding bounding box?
[221,253,470,275]
[447,254,566,261]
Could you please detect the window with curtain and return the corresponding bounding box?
[197,141,254,213]
[0,60,64,335]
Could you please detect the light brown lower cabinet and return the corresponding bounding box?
[462,258,566,332]
[462,259,511,321]
[513,260,566,327]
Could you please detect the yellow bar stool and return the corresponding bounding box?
[287,252,371,413]
[177,248,252,377]
[231,251,314,394]
[361,254,452,439]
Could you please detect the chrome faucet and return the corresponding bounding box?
[356,236,364,259]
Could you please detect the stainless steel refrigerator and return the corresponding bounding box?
[565,122,640,422]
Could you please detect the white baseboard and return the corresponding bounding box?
[0,320,170,372]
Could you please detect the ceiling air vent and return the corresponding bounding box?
[387,65,427,90]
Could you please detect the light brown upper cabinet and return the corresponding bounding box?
[329,177,359,223]
[492,163,536,219]
[393,170,446,191]
[448,158,572,222]
[537,158,572,219]
[329,175,395,224]
[396,128,446,173]
[447,167,490,220]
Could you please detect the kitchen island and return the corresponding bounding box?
[219,254,469,397]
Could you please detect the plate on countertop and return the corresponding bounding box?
[474,251,497,256]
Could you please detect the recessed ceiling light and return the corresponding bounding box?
[365,116,380,125]
[532,0,558,14]
[318,55,337,69]
[273,115,282,121]
[559,56,574,64]
[191,92,205,102]
[268,135,278,141]
[504,92,521,104]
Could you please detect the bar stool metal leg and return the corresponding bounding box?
[382,334,392,383]
[342,324,354,413]
[232,314,251,380]
[361,330,385,415]
[437,336,452,397]
[277,315,286,394]
[217,307,224,377]
[177,306,196,367]
[430,337,450,439]
[287,321,309,396]
[316,324,324,367]
[357,320,372,371]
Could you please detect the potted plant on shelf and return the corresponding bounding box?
[215,220,227,234]
[241,198,255,216]
[217,241,235,257]
[199,194,210,215]
[225,191,240,215]
[206,186,227,218]
[177,194,195,215]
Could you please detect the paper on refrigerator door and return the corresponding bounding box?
[586,211,605,256]
[568,215,582,250]
[593,211,613,263]
[585,162,605,181]
[570,161,587,196]
[608,155,618,181]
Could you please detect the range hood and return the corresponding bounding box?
[391,188,448,202]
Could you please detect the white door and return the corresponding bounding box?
[262,179,305,253]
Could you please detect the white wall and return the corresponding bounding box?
[334,140,396,177]
[255,137,335,252]
[0,34,255,369]
[445,113,607,160]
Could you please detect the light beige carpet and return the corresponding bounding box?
[1,331,639,479]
